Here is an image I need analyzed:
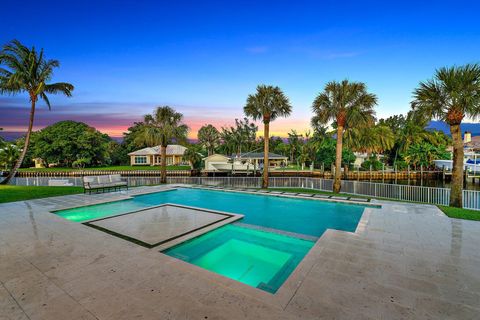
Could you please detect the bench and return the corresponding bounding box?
[83,174,128,194]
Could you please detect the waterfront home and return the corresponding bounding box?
[204,152,288,172]
[128,144,188,166]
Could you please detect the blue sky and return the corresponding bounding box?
[1,0,480,137]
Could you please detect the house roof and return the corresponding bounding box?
[465,136,480,150]
[128,144,187,156]
[203,154,230,160]
[231,152,288,160]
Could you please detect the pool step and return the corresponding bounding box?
[233,222,318,242]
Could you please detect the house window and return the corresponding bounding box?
[135,156,147,164]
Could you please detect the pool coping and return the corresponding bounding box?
[83,203,244,249]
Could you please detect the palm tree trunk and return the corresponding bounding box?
[333,126,343,193]
[449,123,464,207]
[160,145,167,184]
[1,99,36,185]
[262,121,270,188]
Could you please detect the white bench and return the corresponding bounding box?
[83,174,128,193]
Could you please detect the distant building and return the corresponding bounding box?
[464,131,472,143]
[128,145,188,166]
[464,135,480,152]
[203,152,288,172]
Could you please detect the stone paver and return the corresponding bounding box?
[0,188,479,319]
[88,204,240,247]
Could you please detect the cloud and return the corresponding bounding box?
[1,98,313,139]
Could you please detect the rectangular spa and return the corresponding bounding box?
[163,224,314,293]
[54,188,372,293]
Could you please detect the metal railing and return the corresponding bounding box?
[9,175,480,210]
[462,189,480,210]
[340,180,451,206]
[166,176,480,210]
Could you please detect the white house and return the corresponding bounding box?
[128,145,188,166]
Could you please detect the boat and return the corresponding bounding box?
[433,152,480,172]
[211,160,254,172]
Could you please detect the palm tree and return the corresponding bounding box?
[244,85,292,188]
[312,80,377,193]
[287,129,302,163]
[183,148,202,169]
[412,64,480,207]
[198,124,220,156]
[0,144,20,170]
[345,125,394,155]
[0,40,74,184]
[135,106,189,183]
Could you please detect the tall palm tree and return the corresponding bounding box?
[312,80,377,193]
[198,124,220,156]
[135,106,189,183]
[0,40,74,184]
[412,64,480,207]
[244,85,292,188]
[345,125,394,155]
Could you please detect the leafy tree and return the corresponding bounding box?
[31,121,111,167]
[312,80,377,192]
[106,141,128,165]
[316,138,355,170]
[184,147,202,169]
[287,129,302,163]
[134,106,189,183]
[344,124,394,155]
[244,85,292,188]
[0,40,74,184]
[403,142,450,169]
[0,144,19,170]
[412,64,480,207]
[219,118,258,156]
[198,124,220,156]
[361,154,384,171]
[122,121,149,153]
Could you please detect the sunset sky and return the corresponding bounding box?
[1,0,480,139]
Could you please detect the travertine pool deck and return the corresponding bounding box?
[1,185,479,319]
[87,204,242,248]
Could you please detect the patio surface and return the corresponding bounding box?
[87,204,241,248]
[0,185,479,319]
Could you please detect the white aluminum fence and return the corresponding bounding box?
[462,189,480,210]
[340,180,451,206]
[166,176,480,210]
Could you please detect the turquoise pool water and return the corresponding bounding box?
[56,188,365,237]
[56,188,368,293]
[164,224,314,293]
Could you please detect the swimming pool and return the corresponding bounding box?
[55,187,369,293]
[56,188,366,237]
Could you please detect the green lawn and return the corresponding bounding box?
[18,165,191,172]
[438,206,480,221]
[0,185,83,203]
